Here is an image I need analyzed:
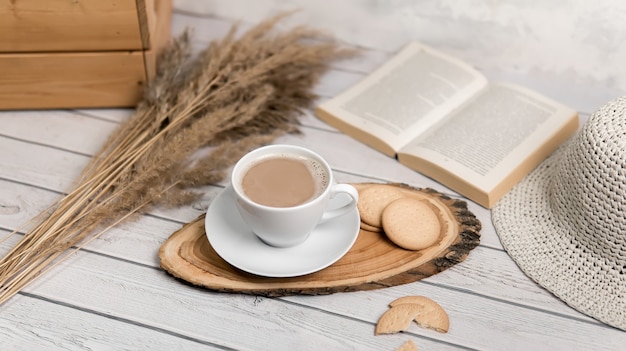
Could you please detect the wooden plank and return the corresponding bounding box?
[0,292,218,350]
[136,0,151,50]
[73,108,134,123]
[0,51,146,109]
[0,176,591,323]
[0,0,143,52]
[142,0,173,81]
[0,123,501,248]
[3,237,624,351]
[0,234,461,351]
[0,130,599,325]
[0,110,118,154]
[0,126,619,348]
[0,180,600,323]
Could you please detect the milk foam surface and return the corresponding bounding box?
[241,154,329,207]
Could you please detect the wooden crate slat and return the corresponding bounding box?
[0,0,172,109]
[0,0,144,52]
[143,0,173,81]
[0,51,146,109]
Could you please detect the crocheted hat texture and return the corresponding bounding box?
[492,95,626,330]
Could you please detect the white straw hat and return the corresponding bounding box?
[492,95,626,330]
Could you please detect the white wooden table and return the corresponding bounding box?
[2,1,626,350]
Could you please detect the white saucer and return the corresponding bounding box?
[205,186,360,277]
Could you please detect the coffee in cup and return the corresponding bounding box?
[231,144,358,248]
[241,154,327,207]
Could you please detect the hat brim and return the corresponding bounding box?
[492,141,626,330]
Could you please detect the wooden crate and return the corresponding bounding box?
[0,0,172,110]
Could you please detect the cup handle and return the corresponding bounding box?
[320,184,359,222]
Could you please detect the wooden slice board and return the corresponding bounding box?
[159,183,481,296]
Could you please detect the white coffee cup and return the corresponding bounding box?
[230,144,359,248]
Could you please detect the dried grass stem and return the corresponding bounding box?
[0,14,356,303]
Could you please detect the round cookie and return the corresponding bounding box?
[360,221,382,233]
[381,198,441,250]
[357,185,404,228]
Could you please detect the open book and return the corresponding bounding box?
[315,42,579,208]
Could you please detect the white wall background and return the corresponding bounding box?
[174,0,626,114]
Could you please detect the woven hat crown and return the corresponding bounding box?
[549,96,626,269]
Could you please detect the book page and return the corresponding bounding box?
[399,83,578,193]
[317,42,488,152]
